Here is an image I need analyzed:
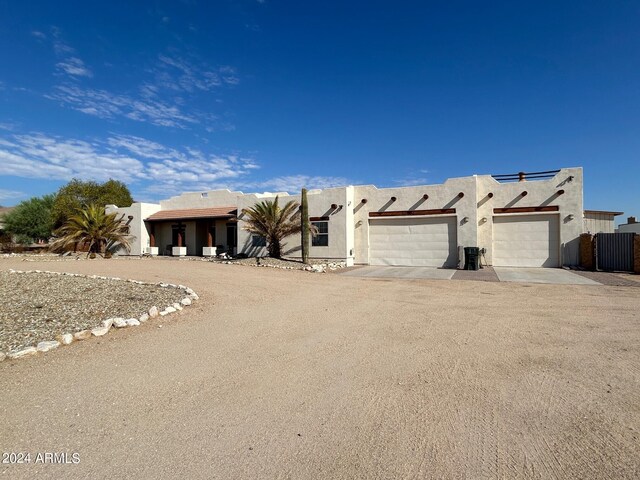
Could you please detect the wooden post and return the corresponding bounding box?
[177,231,183,247]
[149,224,155,248]
[207,224,213,248]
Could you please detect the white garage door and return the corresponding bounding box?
[492,214,560,267]
[369,216,458,267]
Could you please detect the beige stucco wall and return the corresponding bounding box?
[353,176,477,265]
[105,203,161,255]
[476,167,583,266]
[160,189,242,209]
[236,187,353,261]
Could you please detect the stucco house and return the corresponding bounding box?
[616,216,640,234]
[107,167,589,268]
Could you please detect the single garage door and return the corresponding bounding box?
[492,214,560,267]
[369,216,458,267]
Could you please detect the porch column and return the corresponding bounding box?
[172,223,186,256]
[147,223,158,255]
[203,221,216,256]
[149,225,156,247]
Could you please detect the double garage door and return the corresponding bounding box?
[368,214,560,268]
[492,214,560,267]
[369,217,458,267]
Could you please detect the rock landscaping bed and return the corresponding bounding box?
[0,269,198,361]
[196,256,348,273]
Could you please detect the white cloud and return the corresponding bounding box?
[0,189,24,202]
[46,85,198,128]
[0,134,145,182]
[245,175,351,193]
[35,26,93,80]
[0,132,354,201]
[391,176,430,187]
[155,54,239,93]
[56,57,93,78]
[0,132,260,197]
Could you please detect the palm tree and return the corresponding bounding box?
[241,196,304,258]
[50,204,132,258]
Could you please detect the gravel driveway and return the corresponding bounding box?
[1,258,639,479]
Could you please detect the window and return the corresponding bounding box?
[252,235,266,247]
[312,221,329,246]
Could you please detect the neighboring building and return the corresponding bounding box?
[617,216,640,234]
[108,167,592,268]
[583,210,624,234]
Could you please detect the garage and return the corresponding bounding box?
[369,216,458,267]
[492,214,560,267]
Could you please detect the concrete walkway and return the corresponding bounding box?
[493,267,601,285]
[341,265,602,285]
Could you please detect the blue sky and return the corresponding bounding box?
[0,1,638,220]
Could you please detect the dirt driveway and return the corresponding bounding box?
[1,258,639,479]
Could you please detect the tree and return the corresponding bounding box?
[52,178,133,228]
[50,204,132,258]
[241,196,303,259]
[2,195,55,244]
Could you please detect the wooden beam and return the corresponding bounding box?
[369,208,456,217]
[493,206,559,214]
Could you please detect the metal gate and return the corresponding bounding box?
[595,233,634,272]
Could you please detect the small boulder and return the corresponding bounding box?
[102,318,114,329]
[37,340,60,352]
[126,318,140,326]
[112,318,127,328]
[139,313,149,323]
[189,293,199,301]
[74,330,92,340]
[181,297,192,306]
[164,306,177,315]
[59,333,74,345]
[8,347,37,359]
[0,352,6,362]
[149,306,159,318]
[173,303,183,311]
[91,326,110,336]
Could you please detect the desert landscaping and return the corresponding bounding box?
[1,256,639,479]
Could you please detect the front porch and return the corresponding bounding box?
[144,207,238,257]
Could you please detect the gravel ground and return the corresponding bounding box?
[0,271,184,353]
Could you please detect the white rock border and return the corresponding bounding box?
[210,259,348,273]
[1,269,199,362]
